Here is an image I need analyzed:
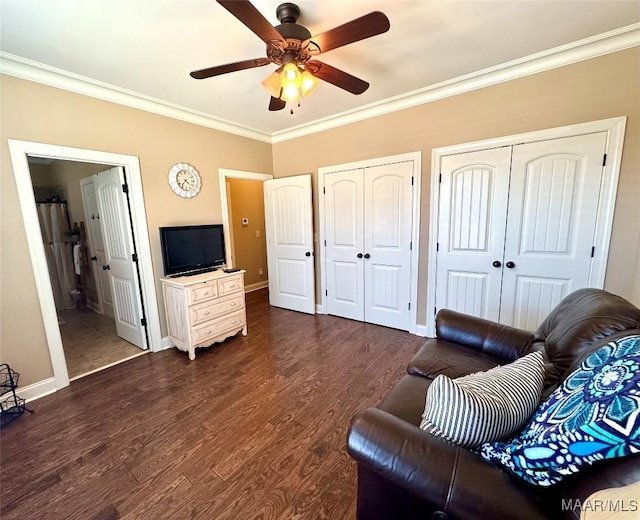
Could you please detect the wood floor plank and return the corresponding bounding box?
[0,289,425,519]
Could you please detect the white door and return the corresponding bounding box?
[435,148,512,320]
[80,177,111,317]
[94,167,146,349]
[499,132,607,330]
[264,175,315,314]
[325,169,365,321]
[364,162,414,330]
[324,162,414,330]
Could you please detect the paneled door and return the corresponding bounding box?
[325,161,414,330]
[325,169,365,321]
[499,132,608,330]
[435,132,607,329]
[264,175,315,314]
[94,167,146,349]
[435,147,512,321]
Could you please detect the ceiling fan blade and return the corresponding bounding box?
[304,11,390,54]
[269,96,286,111]
[217,0,285,45]
[190,58,271,79]
[307,60,369,95]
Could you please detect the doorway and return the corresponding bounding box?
[8,140,162,393]
[28,157,147,379]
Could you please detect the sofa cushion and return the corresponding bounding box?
[420,352,545,448]
[408,338,502,379]
[532,288,640,391]
[378,374,432,425]
[480,334,640,487]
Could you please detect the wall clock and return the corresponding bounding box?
[168,163,201,198]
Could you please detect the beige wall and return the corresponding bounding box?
[227,178,268,287]
[1,75,272,386]
[272,48,640,322]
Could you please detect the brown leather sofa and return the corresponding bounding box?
[347,289,640,520]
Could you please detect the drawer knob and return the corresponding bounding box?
[206,330,211,334]
[204,311,209,315]
[231,302,237,307]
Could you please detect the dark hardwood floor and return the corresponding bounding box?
[1,289,425,520]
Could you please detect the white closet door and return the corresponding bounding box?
[500,132,607,330]
[435,148,512,321]
[325,169,365,321]
[264,175,316,314]
[363,162,414,330]
[94,167,146,349]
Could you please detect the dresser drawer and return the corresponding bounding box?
[191,310,245,345]
[189,295,245,326]
[218,275,243,296]
[189,282,218,304]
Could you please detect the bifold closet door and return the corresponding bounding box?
[435,147,512,321]
[499,132,607,330]
[325,162,414,330]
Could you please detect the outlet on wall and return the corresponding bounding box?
[258,268,264,276]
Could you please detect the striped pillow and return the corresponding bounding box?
[420,352,545,448]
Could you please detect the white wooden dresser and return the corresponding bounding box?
[160,270,247,360]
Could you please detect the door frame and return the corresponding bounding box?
[218,168,273,276]
[318,151,422,334]
[426,116,627,337]
[8,140,163,392]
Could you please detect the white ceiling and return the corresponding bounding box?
[1,1,639,135]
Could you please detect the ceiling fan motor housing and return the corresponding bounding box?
[274,3,311,41]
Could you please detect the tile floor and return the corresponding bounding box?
[58,307,146,379]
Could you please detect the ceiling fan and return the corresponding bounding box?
[190,0,390,111]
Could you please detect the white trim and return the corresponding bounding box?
[318,151,421,334]
[69,351,149,382]
[415,325,428,338]
[14,377,57,403]
[426,117,627,337]
[244,280,269,293]
[161,336,173,351]
[0,52,271,144]
[1,24,637,144]
[8,140,163,393]
[218,168,273,268]
[272,24,640,143]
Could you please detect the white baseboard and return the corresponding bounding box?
[160,336,173,351]
[315,304,326,314]
[415,325,429,337]
[244,280,269,293]
[14,377,57,403]
[86,300,101,313]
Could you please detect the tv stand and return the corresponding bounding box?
[160,270,247,360]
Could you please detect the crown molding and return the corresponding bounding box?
[271,23,640,143]
[0,52,272,143]
[1,23,638,145]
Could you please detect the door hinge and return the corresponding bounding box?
[323,187,326,194]
[408,302,411,310]
[439,173,442,183]
[434,306,437,316]
[411,176,414,186]
[325,289,328,296]
[591,246,595,258]
[141,317,147,327]
[603,154,607,167]
[122,183,129,193]
[132,253,138,262]
[436,242,439,252]
[324,239,327,246]
[409,241,412,251]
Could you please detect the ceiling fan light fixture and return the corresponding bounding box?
[261,70,281,98]
[279,62,303,101]
[300,70,319,97]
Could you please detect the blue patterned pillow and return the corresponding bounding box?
[479,335,640,486]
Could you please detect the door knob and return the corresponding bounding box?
[102,264,111,270]
[357,253,363,258]
[305,251,311,257]
[492,260,502,268]
[91,256,97,261]
[505,261,516,269]
[364,253,371,259]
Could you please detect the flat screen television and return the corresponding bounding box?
[159,224,226,276]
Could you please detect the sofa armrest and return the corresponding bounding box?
[347,408,552,520]
[436,309,536,361]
